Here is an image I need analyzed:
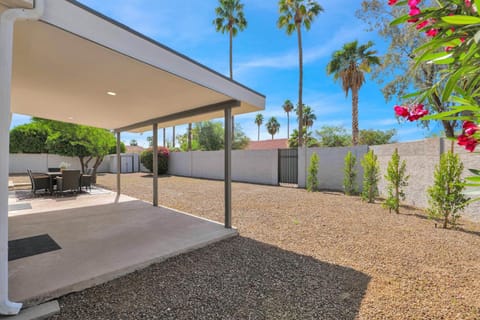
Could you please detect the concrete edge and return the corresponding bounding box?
[0,301,59,320]
[22,228,238,307]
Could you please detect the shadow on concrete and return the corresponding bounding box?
[51,236,370,320]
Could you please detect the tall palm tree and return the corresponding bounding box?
[302,105,316,129]
[266,117,281,140]
[326,40,380,145]
[254,113,264,141]
[278,0,323,147]
[214,0,247,138]
[282,99,294,139]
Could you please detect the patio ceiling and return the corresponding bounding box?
[4,0,265,132]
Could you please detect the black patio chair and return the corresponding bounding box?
[27,169,49,196]
[56,170,81,195]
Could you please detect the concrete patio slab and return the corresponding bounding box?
[8,192,237,306]
[0,301,59,320]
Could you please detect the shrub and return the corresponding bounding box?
[427,151,469,229]
[140,147,169,174]
[361,150,380,203]
[343,151,357,195]
[307,152,319,192]
[383,148,409,214]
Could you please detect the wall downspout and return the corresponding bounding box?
[0,0,44,315]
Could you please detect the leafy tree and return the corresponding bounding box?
[282,99,294,138]
[296,104,316,129]
[383,148,409,214]
[356,0,458,138]
[343,151,357,196]
[146,136,153,147]
[307,152,319,192]
[129,139,138,146]
[232,123,250,150]
[108,141,126,155]
[266,117,280,140]
[196,121,224,151]
[359,129,396,145]
[326,40,380,145]
[278,0,323,146]
[140,147,169,175]
[315,125,351,147]
[361,150,380,203]
[214,0,247,137]
[9,122,49,153]
[187,123,193,151]
[254,113,264,141]
[288,128,318,148]
[427,152,468,228]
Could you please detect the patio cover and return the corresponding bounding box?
[0,0,265,315]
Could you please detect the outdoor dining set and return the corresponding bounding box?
[27,168,93,196]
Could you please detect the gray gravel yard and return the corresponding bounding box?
[12,173,480,319]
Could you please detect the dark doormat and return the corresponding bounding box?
[8,234,61,261]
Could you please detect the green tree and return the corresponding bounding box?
[232,123,250,150]
[428,152,468,228]
[140,147,169,175]
[315,125,351,147]
[254,113,264,141]
[196,121,224,151]
[326,40,380,145]
[383,148,409,214]
[359,129,396,145]
[266,117,280,140]
[356,0,458,138]
[288,128,318,148]
[307,152,319,192]
[297,104,316,130]
[278,0,323,147]
[282,99,294,138]
[146,136,153,147]
[129,139,138,146]
[187,123,193,151]
[214,0,247,138]
[343,151,357,196]
[9,122,49,153]
[361,150,380,203]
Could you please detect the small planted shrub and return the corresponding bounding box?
[307,152,319,192]
[427,151,469,228]
[140,147,169,174]
[383,148,409,214]
[343,151,357,195]
[361,150,380,203]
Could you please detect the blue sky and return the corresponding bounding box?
[11,0,440,147]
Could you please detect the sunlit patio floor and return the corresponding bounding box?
[7,188,237,305]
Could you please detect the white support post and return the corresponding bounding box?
[116,132,121,195]
[0,1,44,315]
[224,107,232,228]
[152,124,158,207]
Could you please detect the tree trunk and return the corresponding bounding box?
[257,125,260,141]
[352,86,359,146]
[271,134,274,140]
[287,112,290,139]
[187,123,192,151]
[79,157,85,173]
[297,25,303,147]
[91,156,103,184]
[172,126,175,148]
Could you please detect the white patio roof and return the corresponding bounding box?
[2,0,265,132]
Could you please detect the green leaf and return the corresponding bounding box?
[469,169,480,176]
[442,15,480,25]
[390,14,410,26]
[466,176,480,182]
[475,30,480,44]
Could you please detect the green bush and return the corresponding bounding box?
[427,151,469,229]
[383,148,409,214]
[361,150,380,203]
[140,147,169,174]
[307,152,319,192]
[343,151,357,195]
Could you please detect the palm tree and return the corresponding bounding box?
[254,113,264,141]
[302,105,316,129]
[214,0,247,138]
[282,99,294,138]
[278,0,323,147]
[266,117,280,140]
[326,40,380,145]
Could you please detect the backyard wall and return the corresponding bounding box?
[298,145,368,191]
[168,149,278,185]
[9,153,82,174]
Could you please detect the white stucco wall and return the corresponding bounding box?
[9,153,81,174]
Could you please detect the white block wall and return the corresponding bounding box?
[9,153,81,174]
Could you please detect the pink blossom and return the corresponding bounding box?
[393,104,428,121]
[408,17,419,23]
[394,106,409,117]
[388,0,398,5]
[408,0,421,7]
[458,134,478,152]
[426,28,439,37]
[416,20,429,29]
[465,0,472,7]
[409,6,421,16]
[463,121,478,136]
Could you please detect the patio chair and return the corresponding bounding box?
[56,170,81,195]
[27,169,50,196]
[80,173,92,192]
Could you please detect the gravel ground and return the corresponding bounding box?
[11,173,480,319]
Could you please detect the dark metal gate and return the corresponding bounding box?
[278,148,298,185]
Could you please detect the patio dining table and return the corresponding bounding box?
[45,171,62,195]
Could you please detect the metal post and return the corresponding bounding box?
[152,123,158,207]
[116,132,121,195]
[163,128,166,147]
[224,107,232,228]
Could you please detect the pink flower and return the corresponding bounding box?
[465,0,472,7]
[408,0,421,7]
[445,46,454,52]
[426,28,439,37]
[463,121,478,136]
[416,20,429,29]
[394,105,409,117]
[408,17,419,23]
[388,0,398,5]
[409,6,421,16]
[458,134,478,152]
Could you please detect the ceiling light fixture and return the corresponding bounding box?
[107,91,117,96]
